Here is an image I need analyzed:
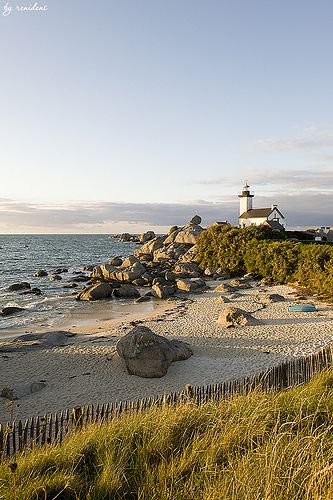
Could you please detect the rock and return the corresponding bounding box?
[116,326,193,378]
[109,256,123,267]
[120,232,132,242]
[215,296,231,303]
[1,306,26,316]
[20,288,42,296]
[169,225,178,234]
[214,283,235,293]
[121,255,141,268]
[7,282,30,292]
[174,262,202,277]
[77,283,113,301]
[151,284,175,299]
[228,279,252,289]
[216,268,230,279]
[113,284,140,298]
[134,236,166,258]
[257,293,285,304]
[189,215,202,225]
[1,382,46,400]
[204,268,215,277]
[176,278,202,292]
[139,231,156,243]
[135,295,152,303]
[165,270,176,282]
[178,245,199,263]
[62,283,78,289]
[217,307,262,327]
[53,268,68,274]
[34,270,48,277]
[0,331,73,352]
[67,275,89,283]
[50,274,62,281]
[114,262,146,283]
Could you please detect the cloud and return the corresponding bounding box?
[0,198,238,232]
[253,128,333,152]
[0,192,332,233]
[197,168,333,192]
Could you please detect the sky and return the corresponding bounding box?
[0,0,333,233]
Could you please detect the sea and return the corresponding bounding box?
[0,234,149,337]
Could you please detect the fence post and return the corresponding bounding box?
[72,407,84,430]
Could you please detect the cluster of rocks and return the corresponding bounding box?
[77,216,214,302]
[109,230,157,244]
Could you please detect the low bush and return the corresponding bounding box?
[197,224,333,299]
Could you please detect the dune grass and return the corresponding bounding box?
[1,370,333,499]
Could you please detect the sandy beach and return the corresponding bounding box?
[1,280,333,423]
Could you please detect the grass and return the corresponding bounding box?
[1,370,333,499]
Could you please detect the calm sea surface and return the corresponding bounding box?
[0,235,141,334]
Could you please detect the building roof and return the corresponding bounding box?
[239,207,284,219]
[264,220,285,231]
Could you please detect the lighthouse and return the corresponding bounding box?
[238,183,254,216]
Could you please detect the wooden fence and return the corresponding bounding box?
[1,345,332,461]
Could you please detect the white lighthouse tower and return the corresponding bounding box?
[238,183,254,216]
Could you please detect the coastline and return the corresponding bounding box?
[1,280,333,423]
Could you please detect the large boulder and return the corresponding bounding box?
[139,231,156,243]
[77,283,113,301]
[189,215,202,225]
[217,307,262,327]
[116,326,193,378]
[109,256,123,267]
[134,236,166,258]
[176,278,207,292]
[151,284,175,299]
[113,284,140,298]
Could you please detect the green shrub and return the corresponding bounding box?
[197,224,333,299]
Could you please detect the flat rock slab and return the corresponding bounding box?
[0,331,74,352]
[116,326,193,378]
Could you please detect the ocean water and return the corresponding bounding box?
[0,234,142,334]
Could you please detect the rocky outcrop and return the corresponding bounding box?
[217,307,262,327]
[77,283,113,301]
[86,216,209,301]
[116,326,193,378]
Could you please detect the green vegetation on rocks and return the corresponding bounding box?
[1,370,333,499]
[197,224,333,299]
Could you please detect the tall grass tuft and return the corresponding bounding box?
[1,370,333,499]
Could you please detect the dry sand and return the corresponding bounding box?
[1,281,333,422]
